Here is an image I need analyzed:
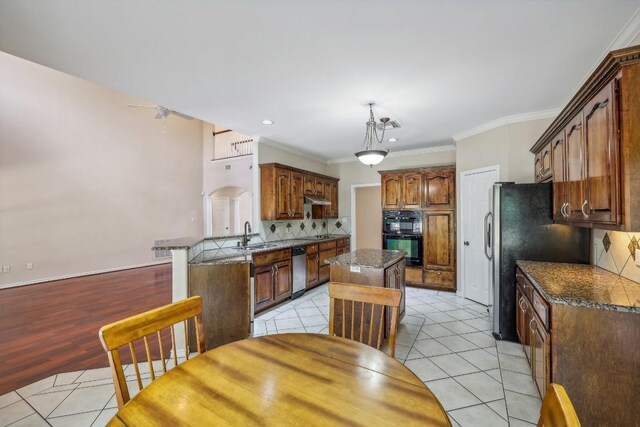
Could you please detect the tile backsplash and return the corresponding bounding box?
[591,229,640,283]
[261,205,350,242]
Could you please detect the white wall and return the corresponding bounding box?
[326,149,456,218]
[0,52,204,287]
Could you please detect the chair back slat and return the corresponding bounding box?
[538,383,581,427]
[328,282,401,357]
[99,296,205,409]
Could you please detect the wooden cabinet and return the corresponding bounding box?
[381,174,402,209]
[305,244,319,289]
[551,131,567,221]
[530,45,640,230]
[385,259,406,321]
[336,237,350,255]
[318,240,337,284]
[423,210,455,290]
[261,163,339,221]
[534,142,553,183]
[253,249,292,313]
[381,171,423,209]
[515,270,549,397]
[423,169,455,209]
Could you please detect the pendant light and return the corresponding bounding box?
[355,103,390,166]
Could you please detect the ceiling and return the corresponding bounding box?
[1,1,639,161]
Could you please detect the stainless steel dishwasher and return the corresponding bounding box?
[291,245,307,299]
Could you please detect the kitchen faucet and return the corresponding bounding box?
[242,221,252,247]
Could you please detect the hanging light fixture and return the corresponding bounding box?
[355,103,390,166]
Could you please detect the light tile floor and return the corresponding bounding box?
[0,284,541,426]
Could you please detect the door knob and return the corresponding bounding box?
[464,241,469,246]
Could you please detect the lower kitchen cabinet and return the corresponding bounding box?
[515,266,639,426]
[385,259,406,321]
[253,249,292,313]
[318,240,337,284]
[306,244,320,289]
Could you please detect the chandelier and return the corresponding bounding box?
[355,103,390,166]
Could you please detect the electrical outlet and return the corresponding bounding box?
[2,265,10,273]
[27,263,33,270]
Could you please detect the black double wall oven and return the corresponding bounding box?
[382,210,423,267]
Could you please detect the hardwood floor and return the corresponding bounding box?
[0,264,172,395]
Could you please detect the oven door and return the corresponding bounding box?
[382,234,423,267]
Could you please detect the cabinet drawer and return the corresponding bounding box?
[532,289,550,329]
[516,270,534,301]
[405,267,423,284]
[252,248,291,266]
[336,238,349,248]
[306,244,318,255]
[319,249,337,265]
[424,270,454,287]
[320,240,337,251]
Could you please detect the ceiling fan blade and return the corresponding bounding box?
[127,104,157,108]
[169,110,194,120]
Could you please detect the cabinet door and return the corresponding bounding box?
[314,178,324,197]
[290,172,304,219]
[531,316,550,398]
[273,260,292,302]
[516,285,527,345]
[523,299,533,363]
[382,174,402,209]
[254,266,274,312]
[329,180,338,218]
[306,252,319,289]
[423,171,455,209]
[423,211,455,271]
[275,169,292,220]
[551,132,567,221]
[402,173,422,208]
[584,81,619,224]
[303,175,316,196]
[540,143,553,181]
[565,113,586,221]
[397,260,406,321]
[534,152,543,183]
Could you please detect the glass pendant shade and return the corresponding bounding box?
[355,149,387,166]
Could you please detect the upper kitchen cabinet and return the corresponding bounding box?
[380,171,423,209]
[423,168,455,209]
[260,163,339,221]
[531,45,640,231]
[534,142,552,183]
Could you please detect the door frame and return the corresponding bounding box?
[457,165,500,300]
[350,183,381,250]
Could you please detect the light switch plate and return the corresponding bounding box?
[636,249,640,267]
[350,266,361,273]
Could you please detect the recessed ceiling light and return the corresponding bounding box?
[261,119,274,125]
[388,138,399,142]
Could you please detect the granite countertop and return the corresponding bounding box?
[516,260,640,313]
[325,249,406,269]
[152,233,261,250]
[190,235,351,265]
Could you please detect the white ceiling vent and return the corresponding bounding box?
[377,120,401,130]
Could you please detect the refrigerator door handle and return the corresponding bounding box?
[484,212,493,260]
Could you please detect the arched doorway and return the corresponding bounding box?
[206,186,252,236]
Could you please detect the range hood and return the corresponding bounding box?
[304,195,331,206]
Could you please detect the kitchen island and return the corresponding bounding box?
[515,261,639,427]
[326,249,407,328]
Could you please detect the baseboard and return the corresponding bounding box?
[0,261,171,290]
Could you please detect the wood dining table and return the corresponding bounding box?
[107,333,451,426]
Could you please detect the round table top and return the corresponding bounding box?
[109,333,451,426]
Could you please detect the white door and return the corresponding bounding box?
[461,167,499,305]
[212,197,230,236]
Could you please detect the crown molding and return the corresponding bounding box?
[327,144,456,165]
[452,109,561,142]
[256,136,329,164]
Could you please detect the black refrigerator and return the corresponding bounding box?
[488,182,590,342]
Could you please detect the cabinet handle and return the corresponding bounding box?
[529,318,536,333]
[561,202,567,218]
[519,297,526,311]
[271,265,275,277]
[581,200,589,218]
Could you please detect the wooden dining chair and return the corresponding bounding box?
[328,282,402,357]
[537,383,581,427]
[99,296,206,409]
